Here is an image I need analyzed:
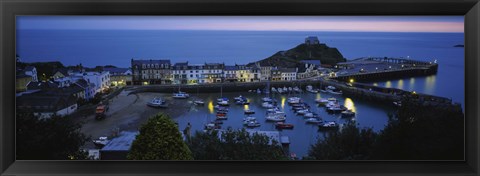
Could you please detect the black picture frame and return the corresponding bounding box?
[1,0,479,175]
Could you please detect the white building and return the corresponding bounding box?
[280,68,297,81]
[81,71,111,94]
[24,66,38,82]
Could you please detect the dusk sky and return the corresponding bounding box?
[17,16,464,33]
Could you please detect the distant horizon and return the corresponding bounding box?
[17,16,464,33]
[16,28,465,34]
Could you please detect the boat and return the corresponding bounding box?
[303,112,314,118]
[92,136,110,147]
[244,109,255,114]
[245,120,261,128]
[319,88,328,93]
[262,102,274,108]
[173,92,190,99]
[271,87,278,93]
[216,115,228,120]
[147,98,168,108]
[327,105,346,113]
[283,86,288,93]
[293,86,302,93]
[277,88,284,94]
[341,109,356,118]
[305,118,322,124]
[204,123,221,130]
[296,109,309,115]
[326,86,343,95]
[287,97,301,104]
[275,122,294,129]
[265,113,286,122]
[262,97,273,102]
[288,87,293,92]
[318,121,339,130]
[193,100,205,106]
[256,88,262,94]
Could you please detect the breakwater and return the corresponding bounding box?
[333,64,438,82]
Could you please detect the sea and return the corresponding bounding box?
[16,29,465,158]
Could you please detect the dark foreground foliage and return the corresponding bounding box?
[188,128,288,160]
[308,100,464,160]
[127,113,193,160]
[16,111,89,160]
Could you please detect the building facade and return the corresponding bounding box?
[103,68,132,86]
[131,59,171,85]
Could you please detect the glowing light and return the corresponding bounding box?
[349,79,354,83]
[425,75,436,94]
[397,79,404,89]
[281,96,286,109]
[207,101,214,114]
[409,77,415,91]
[344,98,356,113]
[316,93,321,100]
[412,91,417,94]
[434,59,437,64]
[244,104,249,111]
[389,66,392,69]
[385,81,392,88]
[373,82,378,86]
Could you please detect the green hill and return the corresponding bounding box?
[249,43,346,67]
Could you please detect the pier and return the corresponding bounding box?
[332,57,438,82]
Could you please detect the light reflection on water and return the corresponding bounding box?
[385,80,392,88]
[396,79,404,90]
[409,77,415,91]
[344,97,356,113]
[208,101,214,114]
[425,75,436,94]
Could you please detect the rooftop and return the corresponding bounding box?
[101,131,139,151]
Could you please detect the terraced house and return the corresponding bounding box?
[131,59,172,85]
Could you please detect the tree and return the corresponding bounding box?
[372,100,464,160]
[307,121,377,160]
[16,111,89,160]
[127,113,193,160]
[188,128,287,160]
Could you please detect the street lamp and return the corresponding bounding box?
[349,79,354,83]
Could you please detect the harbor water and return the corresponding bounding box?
[158,91,396,158]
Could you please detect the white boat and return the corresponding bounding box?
[173,92,190,99]
[306,118,322,124]
[193,100,205,106]
[92,136,110,147]
[326,86,343,95]
[296,109,309,115]
[277,88,284,94]
[288,87,293,92]
[304,112,314,118]
[147,98,168,108]
[256,88,262,94]
[217,100,230,106]
[262,102,274,108]
[216,115,228,120]
[283,86,288,92]
[262,97,273,102]
[244,109,255,114]
[293,86,302,93]
[341,109,356,118]
[245,120,261,127]
[265,113,287,122]
[306,85,319,93]
[234,95,244,101]
[287,97,301,104]
[319,121,339,129]
[271,87,278,93]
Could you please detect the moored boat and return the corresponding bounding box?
[341,109,356,118]
[244,109,255,114]
[147,98,168,108]
[305,118,322,124]
[275,122,294,129]
[318,121,339,130]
